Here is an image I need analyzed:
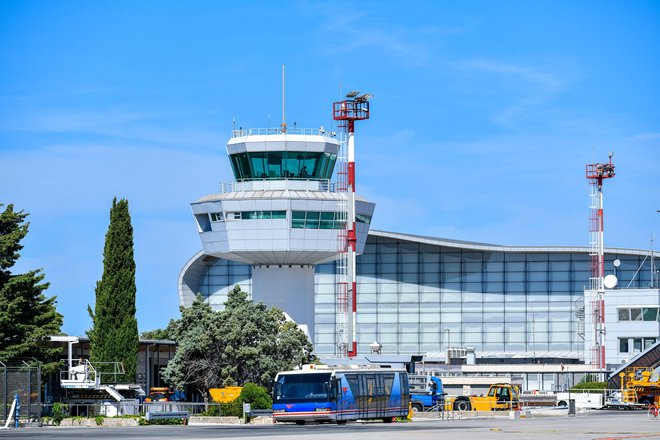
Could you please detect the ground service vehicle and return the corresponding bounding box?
[556,391,604,409]
[619,367,660,406]
[272,365,410,424]
[446,383,520,411]
[410,376,444,412]
[144,387,172,402]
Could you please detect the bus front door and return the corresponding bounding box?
[334,376,347,422]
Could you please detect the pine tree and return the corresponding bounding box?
[88,198,139,382]
[0,204,63,373]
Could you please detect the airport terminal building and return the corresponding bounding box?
[178,126,659,369]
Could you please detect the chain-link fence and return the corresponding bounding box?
[0,362,41,425]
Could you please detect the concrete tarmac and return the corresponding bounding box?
[2,411,660,439]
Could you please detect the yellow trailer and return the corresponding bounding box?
[445,383,520,411]
[209,386,242,403]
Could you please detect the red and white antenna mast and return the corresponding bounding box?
[333,91,372,358]
[586,153,615,369]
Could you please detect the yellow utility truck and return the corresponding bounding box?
[618,367,660,407]
[445,383,520,411]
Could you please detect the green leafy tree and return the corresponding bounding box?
[0,204,63,373]
[88,198,139,382]
[162,286,315,397]
[140,322,175,340]
[159,295,219,395]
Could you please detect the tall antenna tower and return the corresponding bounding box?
[333,91,372,357]
[586,153,615,369]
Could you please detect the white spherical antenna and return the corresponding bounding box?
[613,259,621,268]
[604,274,618,289]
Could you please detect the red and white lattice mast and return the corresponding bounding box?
[586,153,615,369]
[333,91,372,358]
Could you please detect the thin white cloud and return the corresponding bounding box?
[0,107,225,150]
[1,109,163,133]
[312,5,442,65]
[456,59,564,90]
[452,58,572,124]
[624,132,660,142]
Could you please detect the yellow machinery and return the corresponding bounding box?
[209,386,242,403]
[619,367,660,406]
[445,384,520,411]
[145,387,172,402]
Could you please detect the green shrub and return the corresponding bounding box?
[95,416,104,426]
[199,385,271,418]
[51,402,68,426]
[200,404,220,416]
[238,383,272,409]
[221,399,243,417]
[570,381,607,391]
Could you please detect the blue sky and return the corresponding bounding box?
[1,1,658,337]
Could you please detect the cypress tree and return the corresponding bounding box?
[89,198,139,382]
[0,204,63,373]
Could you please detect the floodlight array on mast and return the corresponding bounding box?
[585,153,615,369]
[332,90,372,358]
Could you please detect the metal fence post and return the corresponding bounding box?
[2,363,7,422]
[27,368,32,422]
[14,393,20,428]
[37,364,41,423]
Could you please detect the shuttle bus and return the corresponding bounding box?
[272,365,410,424]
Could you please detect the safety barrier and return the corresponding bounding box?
[145,411,189,421]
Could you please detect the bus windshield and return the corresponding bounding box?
[273,373,332,403]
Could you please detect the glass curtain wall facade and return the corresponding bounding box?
[197,258,252,308]
[314,236,587,356]
[193,232,658,357]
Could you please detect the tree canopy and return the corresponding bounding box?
[161,286,315,396]
[88,198,139,381]
[140,326,174,340]
[0,204,63,373]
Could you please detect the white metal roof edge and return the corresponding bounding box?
[369,229,655,257]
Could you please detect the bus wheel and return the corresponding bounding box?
[337,420,347,425]
[382,417,394,423]
[454,399,471,411]
[295,420,306,425]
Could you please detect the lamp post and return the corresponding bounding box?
[445,329,451,365]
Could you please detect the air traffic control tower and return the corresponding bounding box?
[183,126,375,341]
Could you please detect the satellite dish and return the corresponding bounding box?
[613,259,621,268]
[604,274,618,289]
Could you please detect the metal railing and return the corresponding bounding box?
[219,179,336,194]
[40,402,270,419]
[59,359,98,387]
[60,360,127,387]
[231,127,337,138]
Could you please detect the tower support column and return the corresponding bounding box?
[251,265,316,341]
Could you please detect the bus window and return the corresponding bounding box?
[273,373,331,403]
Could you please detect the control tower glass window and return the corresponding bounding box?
[229,152,337,180]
